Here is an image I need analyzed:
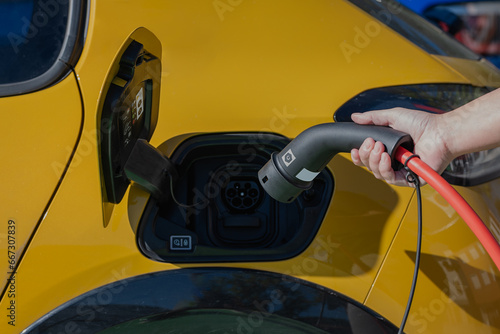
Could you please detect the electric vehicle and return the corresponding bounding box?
[1,0,500,333]
[397,0,500,68]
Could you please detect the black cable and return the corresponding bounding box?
[168,173,207,208]
[398,156,423,334]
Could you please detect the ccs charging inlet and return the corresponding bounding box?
[258,123,413,203]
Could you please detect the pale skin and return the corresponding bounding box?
[350,88,500,186]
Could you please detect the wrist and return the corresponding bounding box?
[431,113,456,166]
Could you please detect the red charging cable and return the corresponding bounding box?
[395,147,500,272]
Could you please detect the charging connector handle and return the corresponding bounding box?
[258,122,412,203]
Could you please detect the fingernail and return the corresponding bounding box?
[351,113,366,121]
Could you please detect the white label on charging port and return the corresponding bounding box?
[135,87,144,120]
[296,168,319,182]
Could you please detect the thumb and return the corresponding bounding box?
[351,111,395,127]
[351,109,409,130]
[351,112,375,125]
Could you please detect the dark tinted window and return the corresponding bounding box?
[427,2,500,68]
[348,0,480,60]
[334,84,490,122]
[0,0,86,96]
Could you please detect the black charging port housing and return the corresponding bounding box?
[136,133,335,263]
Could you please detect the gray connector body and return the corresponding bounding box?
[258,123,413,203]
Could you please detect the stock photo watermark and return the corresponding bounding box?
[8,0,69,54]
[6,220,17,327]
[213,0,245,21]
[50,63,165,177]
[224,288,286,334]
[340,1,403,63]
[45,268,129,334]
[177,105,296,220]
[220,235,339,334]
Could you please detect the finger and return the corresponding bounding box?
[351,148,362,166]
[379,152,397,184]
[358,138,375,170]
[351,112,374,125]
[368,141,385,178]
[352,110,392,127]
[352,109,405,129]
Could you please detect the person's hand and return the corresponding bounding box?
[350,108,452,186]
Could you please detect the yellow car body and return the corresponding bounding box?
[1,0,500,333]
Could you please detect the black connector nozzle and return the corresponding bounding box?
[258,122,413,203]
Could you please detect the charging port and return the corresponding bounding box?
[135,133,334,263]
[222,178,262,213]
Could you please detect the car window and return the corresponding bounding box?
[427,1,500,68]
[348,0,480,60]
[0,0,87,96]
